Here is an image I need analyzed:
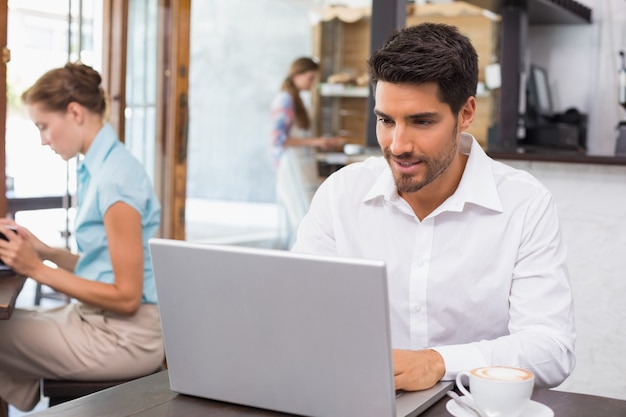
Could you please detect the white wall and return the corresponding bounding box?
[528,0,626,155]
[515,8,626,400]
[501,159,626,401]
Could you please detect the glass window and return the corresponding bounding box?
[5,0,102,251]
[186,0,321,247]
[125,0,158,184]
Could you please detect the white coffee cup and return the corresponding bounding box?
[455,366,534,417]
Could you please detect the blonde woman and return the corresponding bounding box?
[270,56,343,166]
[0,63,163,413]
[270,57,344,248]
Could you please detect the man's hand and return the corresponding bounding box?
[393,349,446,391]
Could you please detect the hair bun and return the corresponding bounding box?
[64,62,102,90]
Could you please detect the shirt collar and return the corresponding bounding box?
[77,124,117,178]
[451,133,503,213]
[362,155,403,209]
[363,133,503,213]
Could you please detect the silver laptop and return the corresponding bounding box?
[149,238,453,417]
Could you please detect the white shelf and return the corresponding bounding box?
[319,84,369,98]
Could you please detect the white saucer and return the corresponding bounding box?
[445,398,554,417]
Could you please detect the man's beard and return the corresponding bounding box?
[383,125,459,194]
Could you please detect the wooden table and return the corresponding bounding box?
[29,370,626,417]
[0,271,26,319]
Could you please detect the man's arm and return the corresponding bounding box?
[433,192,576,388]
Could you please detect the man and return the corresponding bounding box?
[291,23,575,392]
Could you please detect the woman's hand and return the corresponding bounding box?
[317,136,346,151]
[0,222,46,277]
[0,219,50,259]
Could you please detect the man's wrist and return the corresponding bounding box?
[427,349,446,380]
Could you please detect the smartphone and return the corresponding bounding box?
[0,225,17,241]
[0,226,17,268]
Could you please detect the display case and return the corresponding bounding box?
[312,7,371,146]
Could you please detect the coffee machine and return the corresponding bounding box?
[615,51,626,154]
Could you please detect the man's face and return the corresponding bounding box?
[374,81,470,195]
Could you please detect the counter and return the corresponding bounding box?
[489,150,626,166]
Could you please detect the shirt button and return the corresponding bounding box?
[413,304,423,313]
[417,259,425,267]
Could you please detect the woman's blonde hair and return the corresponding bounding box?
[21,62,108,119]
[281,57,319,130]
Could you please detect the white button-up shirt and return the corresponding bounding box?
[292,136,575,387]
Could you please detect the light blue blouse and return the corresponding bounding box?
[74,124,161,304]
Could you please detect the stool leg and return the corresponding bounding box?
[34,283,71,306]
[0,397,8,417]
[34,282,43,306]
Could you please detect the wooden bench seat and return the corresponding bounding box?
[42,366,165,406]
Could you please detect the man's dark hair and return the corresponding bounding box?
[367,22,478,114]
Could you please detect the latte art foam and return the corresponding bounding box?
[472,366,533,381]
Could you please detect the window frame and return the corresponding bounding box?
[1,0,190,240]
